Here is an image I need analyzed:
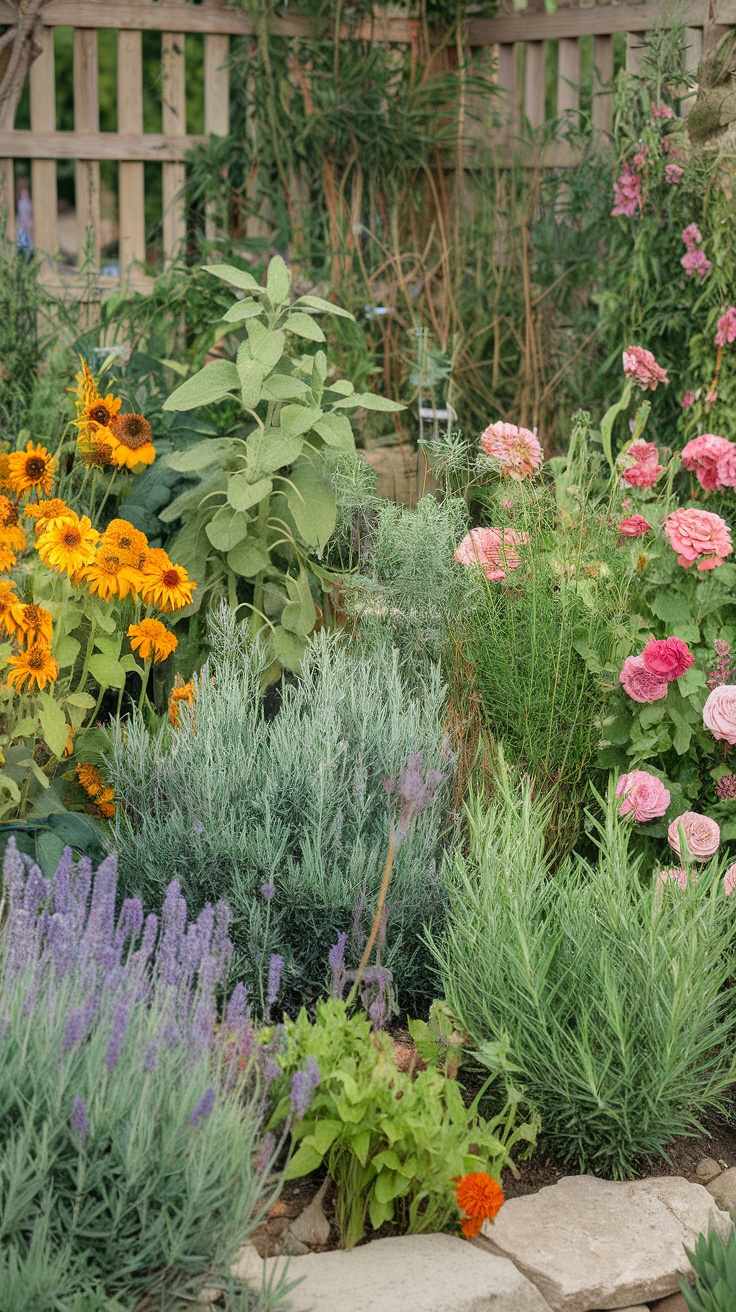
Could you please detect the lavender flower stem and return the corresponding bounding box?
[346,826,396,1009]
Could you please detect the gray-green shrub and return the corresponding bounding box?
[429,761,736,1177]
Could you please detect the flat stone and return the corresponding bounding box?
[290,1177,331,1247]
[706,1166,736,1219]
[243,1233,552,1311]
[479,1174,731,1312]
[649,1295,690,1312]
[230,1243,262,1284]
[695,1157,722,1184]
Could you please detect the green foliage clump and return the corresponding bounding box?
[681,1227,736,1312]
[269,996,537,1249]
[106,606,452,1012]
[429,761,736,1178]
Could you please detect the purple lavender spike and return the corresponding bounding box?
[82,854,118,966]
[189,1085,215,1126]
[225,981,249,1030]
[328,932,347,999]
[52,847,75,916]
[290,1070,312,1119]
[158,881,187,986]
[114,898,144,952]
[131,913,158,971]
[22,866,50,918]
[105,996,131,1071]
[63,992,98,1051]
[70,1097,89,1142]
[3,837,25,911]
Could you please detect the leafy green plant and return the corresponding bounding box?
[680,1227,736,1312]
[161,254,402,669]
[269,997,538,1249]
[429,759,736,1177]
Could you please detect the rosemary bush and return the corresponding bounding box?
[106,606,453,1011]
[430,762,736,1177]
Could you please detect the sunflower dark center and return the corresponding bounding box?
[26,458,46,479]
[162,569,180,588]
[62,529,80,546]
[116,414,152,449]
[90,405,111,425]
[28,650,45,669]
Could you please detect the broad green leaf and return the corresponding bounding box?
[648,592,692,628]
[88,654,126,690]
[163,360,239,412]
[266,254,291,305]
[94,632,123,660]
[246,428,303,475]
[166,439,231,472]
[64,691,95,710]
[261,373,310,401]
[374,1169,406,1205]
[38,694,68,759]
[281,568,317,637]
[54,634,81,670]
[351,1129,371,1167]
[227,540,270,578]
[284,312,325,342]
[236,349,266,409]
[311,1119,343,1155]
[295,294,354,320]
[599,378,632,472]
[285,457,337,551]
[220,299,264,323]
[0,774,21,804]
[677,665,707,697]
[227,474,272,513]
[326,378,354,395]
[35,829,66,878]
[669,707,692,755]
[205,506,250,552]
[271,625,306,673]
[159,471,228,524]
[313,411,355,451]
[369,1193,395,1231]
[246,325,285,372]
[205,263,262,292]
[331,391,405,412]
[280,405,324,437]
[284,1140,323,1179]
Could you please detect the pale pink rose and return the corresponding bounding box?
[619,655,669,704]
[681,223,703,250]
[658,868,689,889]
[455,527,528,582]
[715,307,736,347]
[723,865,736,895]
[680,434,735,491]
[703,684,736,745]
[618,514,651,538]
[616,770,671,822]
[681,249,711,277]
[641,637,693,681]
[663,507,733,571]
[681,391,695,408]
[667,811,720,861]
[611,166,642,217]
[622,347,669,391]
[717,445,736,489]
[651,102,675,119]
[665,164,684,184]
[479,422,543,481]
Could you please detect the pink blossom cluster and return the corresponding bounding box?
[715,306,736,347]
[680,433,736,491]
[619,637,693,704]
[618,513,651,540]
[651,102,675,119]
[454,527,529,582]
[667,811,720,861]
[663,507,733,571]
[621,438,665,488]
[622,346,669,391]
[681,224,711,278]
[716,774,736,801]
[478,421,543,481]
[708,639,734,691]
[611,165,642,218]
[616,770,670,821]
[664,164,684,185]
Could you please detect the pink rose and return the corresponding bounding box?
[622,348,669,391]
[681,250,712,278]
[723,865,736,895]
[680,434,735,491]
[681,224,703,250]
[667,811,720,861]
[681,391,695,408]
[641,637,693,681]
[455,527,528,582]
[619,655,669,704]
[663,507,733,571]
[659,868,689,889]
[479,422,543,481]
[618,514,651,538]
[717,445,736,489]
[715,307,736,348]
[703,684,736,745]
[616,770,671,822]
[664,164,684,184]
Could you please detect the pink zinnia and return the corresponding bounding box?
[665,164,684,184]
[622,441,664,488]
[681,224,703,250]
[681,391,695,408]
[479,421,543,481]
[641,637,694,681]
[618,514,651,539]
[454,527,529,582]
[715,307,736,347]
[716,445,736,489]
[622,347,669,391]
[723,865,736,895]
[664,507,733,571]
[611,166,642,218]
[616,770,670,822]
[680,433,736,492]
[681,249,712,278]
[667,811,720,862]
[619,655,669,704]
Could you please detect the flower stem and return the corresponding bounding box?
[346,827,396,1008]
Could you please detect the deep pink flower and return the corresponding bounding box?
[681,391,695,408]
[619,655,669,704]
[455,527,529,582]
[715,307,736,347]
[667,811,720,861]
[622,441,664,488]
[651,102,675,119]
[622,347,669,391]
[707,389,719,405]
[641,637,694,681]
[703,685,736,746]
[716,775,736,801]
[478,422,543,481]
[723,865,736,895]
[681,250,712,278]
[680,434,736,491]
[681,224,703,250]
[665,164,684,184]
[618,514,651,538]
[616,770,670,822]
[611,166,642,218]
[664,507,733,571]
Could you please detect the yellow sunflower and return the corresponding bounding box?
[78,435,116,470]
[82,392,121,432]
[140,551,195,613]
[12,603,53,647]
[7,641,58,692]
[25,498,73,535]
[0,497,27,551]
[102,519,148,570]
[0,453,10,488]
[0,544,17,574]
[108,413,156,469]
[6,441,55,499]
[127,618,178,663]
[82,549,143,602]
[169,675,196,727]
[0,579,20,638]
[37,513,99,578]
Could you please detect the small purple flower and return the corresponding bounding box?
[63,992,98,1052]
[260,883,275,901]
[256,1131,276,1175]
[70,1097,89,1142]
[189,1086,215,1126]
[394,752,444,839]
[192,817,205,835]
[306,1055,320,1089]
[266,954,283,1013]
[290,1070,312,1119]
[105,996,131,1071]
[226,981,249,1029]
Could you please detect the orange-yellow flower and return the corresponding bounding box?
[6,641,58,693]
[72,361,97,414]
[108,413,155,469]
[128,618,178,662]
[0,544,17,574]
[25,498,74,535]
[454,1173,505,1239]
[64,723,75,757]
[12,602,53,647]
[0,453,10,487]
[141,550,195,612]
[78,434,116,470]
[77,762,104,797]
[102,519,148,569]
[37,513,99,578]
[82,549,142,601]
[0,579,20,637]
[169,676,196,727]
[82,392,121,432]
[6,441,55,498]
[0,496,26,551]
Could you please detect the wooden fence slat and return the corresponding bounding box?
[681,26,703,117]
[557,37,580,116]
[468,1,707,44]
[30,24,57,258]
[626,30,645,76]
[524,41,546,128]
[0,161,14,244]
[74,27,100,268]
[0,130,207,162]
[161,32,186,266]
[118,30,146,278]
[496,42,519,139]
[204,32,229,240]
[592,34,614,135]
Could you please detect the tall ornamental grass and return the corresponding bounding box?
[0,838,278,1311]
[429,761,736,1177]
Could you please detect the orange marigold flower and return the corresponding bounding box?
[25,498,74,535]
[6,641,58,693]
[0,544,18,574]
[0,496,27,551]
[454,1172,505,1239]
[0,578,20,637]
[77,762,104,797]
[12,602,53,647]
[97,798,116,819]
[78,435,116,470]
[102,518,148,569]
[169,676,196,727]
[128,618,178,663]
[82,549,143,602]
[37,513,100,579]
[141,551,195,613]
[6,441,55,498]
[108,413,156,469]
